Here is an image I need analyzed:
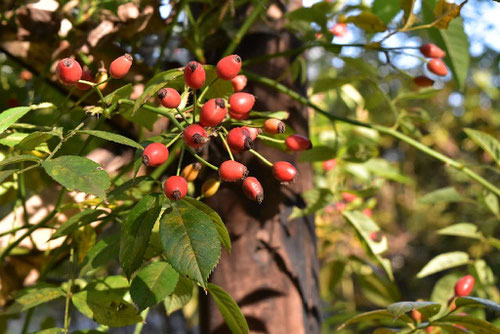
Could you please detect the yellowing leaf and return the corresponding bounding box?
[433,0,467,29]
[346,12,387,33]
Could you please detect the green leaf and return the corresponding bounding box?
[248,110,289,120]
[42,155,111,199]
[104,84,132,104]
[337,310,412,330]
[363,159,414,184]
[51,209,106,240]
[207,283,249,334]
[483,191,499,215]
[439,314,500,334]
[15,131,55,151]
[0,132,29,147]
[120,194,162,279]
[164,276,194,315]
[203,66,233,100]
[80,233,120,276]
[455,296,500,313]
[0,169,16,183]
[130,261,179,310]
[286,2,331,26]
[0,154,41,169]
[3,285,64,315]
[108,175,152,199]
[182,197,231,254]
[437,223,483,239]
[78,130,143,150]
[395,89,441,102]
[0,106,32,134]
[299,146,336,162]
[464,128,500,167]
[290,188,333,219]
[416,251,470,278]
[29,329,64,334]
[430,272,462,307]
[159,201,221,288]
[72,290,142,327]
[372,0,400,24]
[387,301,441,319]
[419,187,465,204]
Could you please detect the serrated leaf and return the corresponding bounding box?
[42,156,110,199]
[181,197,231,254]
[439,314,500,334]
[159,201,221,288]
[51,209,106,240]
[78,130,143,150]
[80,233,120,277]
[337,310,412,330]
[419,187,465,204]
[164,276,194,315]
[130,261,179,310]
[455,296,500,313]
[437,223,483,239]
[120,194,162,279]
[3,285,64,315]
[208,283,249,334]
[0,154,41,169]
[72,290,142,327]
[104,84,133,104]
[416,251,470,278]
[372,0,400,24]
[464,128,500,167]
[387,301,441,318]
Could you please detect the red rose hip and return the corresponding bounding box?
[229,111,249,120]
[454,275,475,297]
[285,134,312,151]
[229,92,255,114]
[420,43,446,58]
[56,58,83,85]
[331,23,348,37]
[216,54,242,80]
[231,74,247,92]
[427,58,448,76]
[322,158,336,171]
[143,142,169,167]
[219,160,248,182]
[241,126,261,140]
[158,88,181,109]
[272,161,297,183]
[200,98,227,127]
[263,119,285,135]
[163,176,188,200]
[227,127,253,152]
[183,123,208,149]
[413,76,434,87]
[184,61,206,89]
[242,176,264,203]
[109,53,133,79]
[76,70,94,90]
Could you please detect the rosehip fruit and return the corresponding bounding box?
[231,74,247,92]
[163,176,188,200]
[362,208,373,217]
[229,92,255,114]
[109,53,133,79]
[413,76,434,87]
[56,58,83,85]
[183,124,208,149]
[263,119,286,135]
[200,98,227,127]
[227,127,253,152]
[420,43,446,58]
[411,309,423,323]
[285,134,312,151]
[158,88,181,109]
[201,178,220,198]
[322,158,336,171]
[342,192,357,203]
[216,54,242,80]
[427,58,448,76]
[219,160,248,182]
[142,142,169,167]
[241,126,261,141]
[242,176,264,203]
[229,111,249,120]
[181,162,202,182]
[272,161,297,183]
[184,61,206,90]
[454,275,475,297]
[76,70,94,91]
[331,23,348,38]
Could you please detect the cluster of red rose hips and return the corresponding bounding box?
[413,43,448,87]
[55,52,312,204]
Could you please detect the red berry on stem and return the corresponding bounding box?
[322,158,336,171]
[454,275,475,297]
[184,61,206,89]
[331,23,348,37]
[76,70,94,90]
[427,58,448,76]
[200,98,227,127]
[158,88,181,109]
[163,176,188,200]
[241,126,261,141]
[413,76,434,87]
[242,176,264,203]
[272,161,297,183]
[216,54,242,80]
[227,127,253,152]
[231,74,247,92]
[229,92,255,114]
[342,192,357,203]
[420,43,446,58]
[219,160,248,182]
[109,53,133,79]
[56,58,83,85]
[263,119,286,135]
[143,142,169,167]
[285,134,312,151]
[183,124,208,149]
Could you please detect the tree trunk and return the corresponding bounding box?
[201,5,321,334]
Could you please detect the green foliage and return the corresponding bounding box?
[208,283,249,334]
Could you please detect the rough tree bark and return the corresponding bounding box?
[201,3,321,334]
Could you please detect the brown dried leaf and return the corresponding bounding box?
[433,0,467,29]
